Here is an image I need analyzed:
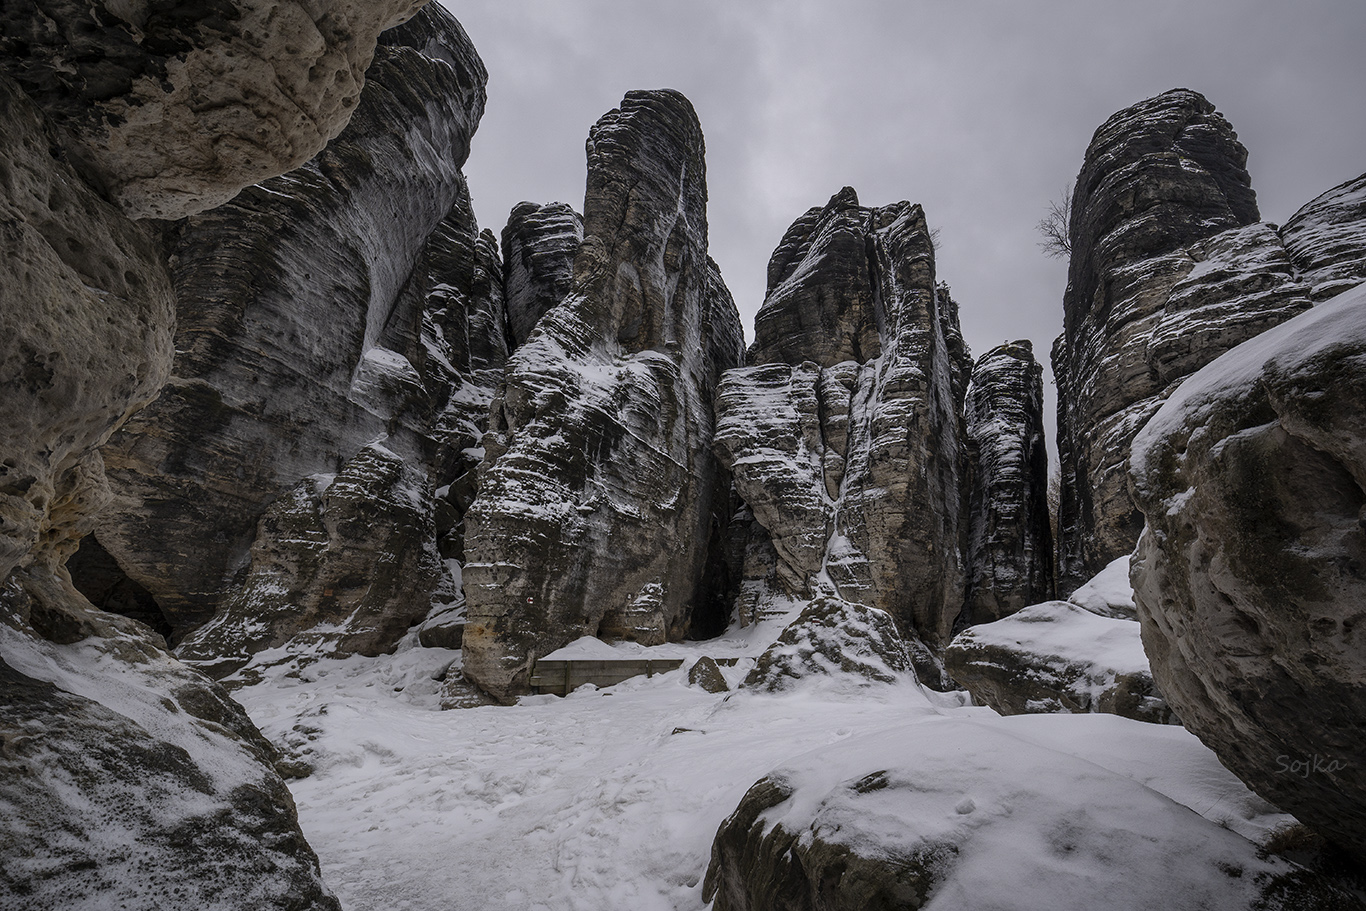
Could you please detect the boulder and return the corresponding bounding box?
[945,600,1175,724]
[688,655,730,694]
[703,717,1354,911]
[715,189,972,661]
[0,0,432,219]
[1067,554,1137,619]
[460,90,746,701]
[1053,89,1311,592]
[961,341,1053,625]
[1130,281,1366,859]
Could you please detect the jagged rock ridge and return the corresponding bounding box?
[460,89,746,701]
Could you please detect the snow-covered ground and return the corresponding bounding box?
[230,604,1299,911]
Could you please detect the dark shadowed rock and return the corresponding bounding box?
[91,6,501,646]
[1280,172,1366,302]
[688,655,730,693]
[502,201,584,348]
[945,601,1176,724]
[715,189,971,667]
[0,0,433,219]
[460,90,746,702]
[1130,282,1366,860]
[175,443,441,679]
[961,341,1053,626]
[1053,89,1311,593]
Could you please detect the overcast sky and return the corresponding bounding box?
[445,0,1365,446]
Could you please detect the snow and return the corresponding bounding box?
[1066,554,1137,619]
[231,622,1298,911]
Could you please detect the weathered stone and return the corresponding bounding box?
[945,600,1176,724]
[1280,172,1366,302]
[65,534,169,638]
[0,74,175,584]
[175,443,441,679]
[0,0,435,219]
[1066,555,1137,620]
[0,572,340,911]
[703,718,1351,911]
[461,90,746,702]
[1053,89,1311,593]
[716,189,972,662]
[960,341,1053,626]
[1130,282,1366,859]
[742,598,918,695]
[502,201,583,348]
[688,655,730,693]
[91,6,499,641]
[417,602,466,650]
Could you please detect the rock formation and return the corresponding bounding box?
[960,341,1053,626]
[1052,88,1312,593]
[460,90,746,701]
[502,201,584,348]
[0,0,429,904]
[86,6,501,665]
[945,600,1175,724]
[0,0,428,219]
[714,188,973,669]
[742,598,918,695]
[1130,281,1366,860]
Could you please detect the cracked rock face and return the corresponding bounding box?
[1053,89,1312,593]
[1280,171,1366,302]
[961,341,1053,626]
[715,189,972,663]
[1130,282,1366,860]
[502,201,584,348]
[91,6,500,644]
[461,89,745,702]
[0,0,432,219]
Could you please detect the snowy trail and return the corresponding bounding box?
[232,637,1294,911]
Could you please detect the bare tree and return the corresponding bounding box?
[1037,186,1073,259]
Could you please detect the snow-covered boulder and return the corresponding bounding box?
[1066,555,1137,619]
[945,600,1175,724]
[1130,280,1366,860]
[703,717,1356,911]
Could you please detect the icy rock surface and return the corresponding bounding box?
[0,0,430,220]
[715,188,972,662]
[0,571,339,911]
[944,600,1175,724]
[961,341,1053,626]
[1053,88,1312,593]
[92,6,502,644]
[502,201,584,348]
[461,90,745,701]
[702,715,1354,911]
[1130,281,1366,859]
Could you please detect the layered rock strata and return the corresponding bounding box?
[714,188,972,664]
[1280,172,1366,301]
[1130,282,1366,859]
[960,341,1053,626]
[1052,89,1312,592]
[461,89,745,701]
[502,201,584,348]
[90,6,500,660]
[0,0,427,219]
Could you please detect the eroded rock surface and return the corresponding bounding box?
[0,0,431,219]
[461,90,745,701]
[1053,89,1311,592]
[715,189,972,668]
[1280,172,1366,302]
[961,341,1053,626]
[92,6,500,647]
[945,600,1175,724]
[742,598,919,695]
[1130,282,1366,859]
[502,201,583,348]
